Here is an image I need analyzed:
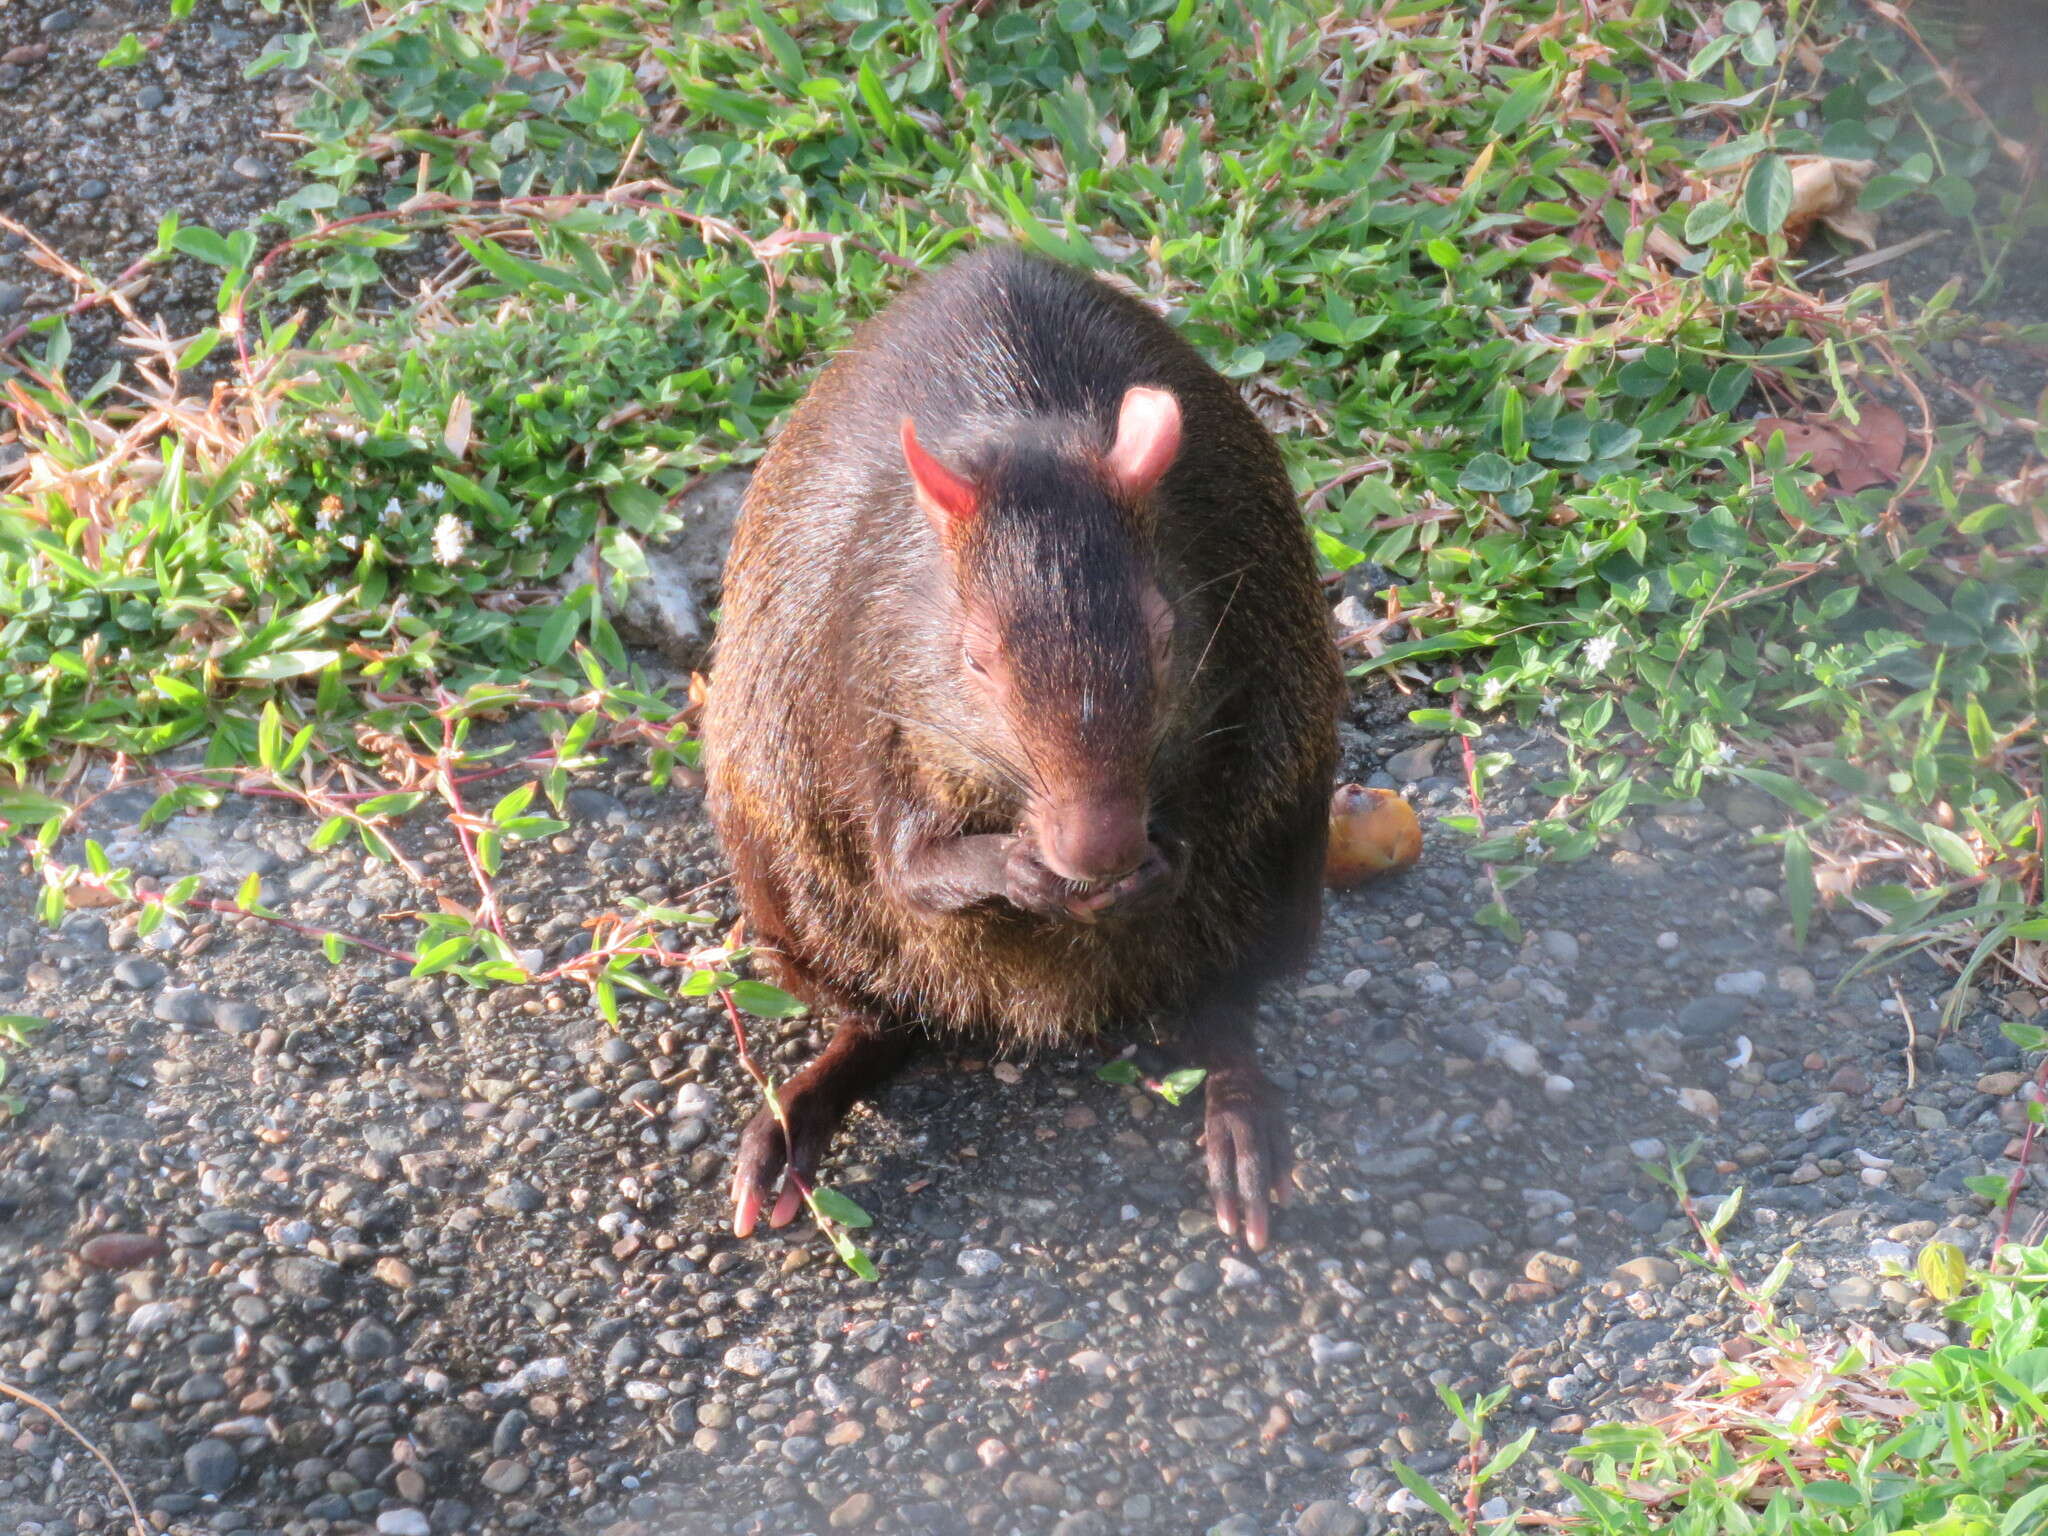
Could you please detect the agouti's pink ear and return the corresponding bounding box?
[1106,386,1181,500]
[901,417,977,539]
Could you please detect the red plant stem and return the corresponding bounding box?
[719,987,815,1205]
[1996,1056,2048,1263]
[190,897,417,964]
[431,705,505,941]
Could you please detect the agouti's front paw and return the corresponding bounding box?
[1000,837,1087,921]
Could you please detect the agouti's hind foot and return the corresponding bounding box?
[1199,1062,1293,1253]
[730,1092,844,1238]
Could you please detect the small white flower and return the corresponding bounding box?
[347,428,369,446]
[1717,742,1737,764]
[340,534,360,551]
[432,512,469,566]
[421,482,446,503]
[509,524,532,544]
[314,505,339,532]
[1583,634,1617,670]
[1523,835,1544,858]
[382,497,403,525]
[1538,694,1559,718]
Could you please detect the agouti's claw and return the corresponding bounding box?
[1200,1066,1291,1253]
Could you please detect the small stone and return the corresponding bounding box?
[1490,1035,1541,1077]
[113,957,167,990]
[1629,1138,1666,1160]
[1827,1065,1870,1095]
[1385,740,1443,781]
[1676,1087,1720,1122]
[342,1317,398,1361]
[722,1343,776,1378]
[1172,1260,1218,1295]
[1308,1334,1362,1368]
[1538,930,1580,966]
[1003,1470,1070,1507]
[956,1247,1003,1277]
[1794,1102,1838,1135]
[484,1179,543,1214]
[1714,970,1767,997]
[1523,1251,1581,1286]
[80,1232,167,1268]
[184,1438,239,1493]
[231,154,270,181]
[1902,1322,1949,1349]
[1542,1073,1575,1100]
[40,7,80,29]
[1677,996,1745,1038]
[213,1001,265,1036]
[1421,1214,1492,1252]
[1217,1256,1261,1289]
[1911,1105,1949,1131]
[1979,1072,2027,1096]
[1611,1256,1680,1291]
[1297,1501,1365,1536]
[1829,1277,1879,1309]
[481,1458,529,1494]
[376,1513,431,1536]
[1788,1161,1822,1184]
[412,1407,484,1455]
[830,1492,877,1528]
[1069,1350,1113,1378]
[152,986,212,1025]
[272,1255,342,1306]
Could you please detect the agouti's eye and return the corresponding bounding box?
[963,646,990,678]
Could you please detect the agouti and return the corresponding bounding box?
[704,245,1342,1250]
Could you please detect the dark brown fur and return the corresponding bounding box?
[704,245,1342,1242]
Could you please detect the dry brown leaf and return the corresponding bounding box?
[1783,155,1877,246]
[1323,784,1422,888]
[1748,402,1907,494]
[443,392,473,461]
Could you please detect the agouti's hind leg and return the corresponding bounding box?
[730,1011,912,1238]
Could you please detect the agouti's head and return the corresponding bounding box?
[901,387,1182,886]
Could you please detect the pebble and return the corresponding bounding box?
[1490,1035,1541,1077]
[112,956,167,990]
[184,1438,239,1493]
[1611,1256,1680,1291]
[1217,1256,1261,1288]
[480,1458,529,1494]
[723,1343,776,1377]
[1714,969,1767,997]
[152,985,212,1024]
[1421,1214,1492,1251]
[342,1316,398,1361]
[1677,996,1745,1038]
[957,1247,1003,1276]
[1538,930,1579,966]
[1172,1260,1218,1294]
[1297,1501,1365,1536]
[80,1231,167,1268]
[484,1178,544,1213]
[375,1513,431,1536]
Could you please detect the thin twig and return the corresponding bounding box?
[0,1378,146,1536]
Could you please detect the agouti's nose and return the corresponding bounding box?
[1039,797,1148,885]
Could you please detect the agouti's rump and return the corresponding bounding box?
[704,245,1341,1248]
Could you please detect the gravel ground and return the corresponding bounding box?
[3,8,2046,1536]
[1,704,2041,1536]
[0,0,313,389]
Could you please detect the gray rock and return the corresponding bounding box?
[1677,995,1745,1038]
[412,1406,484,1455]
[1298,1501,1365,1536]
[484,1179,543,1214]
[152,986,212,1025]
[1611,1256,1680,1291]
[184,1438,239,1493]
[212,1000,264,1036]
[562,470,748,662]
[376,1513,431,1536]
[1172,1260,1218,1295]
[1421,1214,1492,1251]
[1714,969,1768,997]
[113,956,167,990]
[1385,740,1443,781]
[40,7,80,30]
[342,1317,398,1361]
[271,1255,342,1305]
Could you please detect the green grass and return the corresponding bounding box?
[3,0,2040,972]
[1398,1159,2048,1536]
